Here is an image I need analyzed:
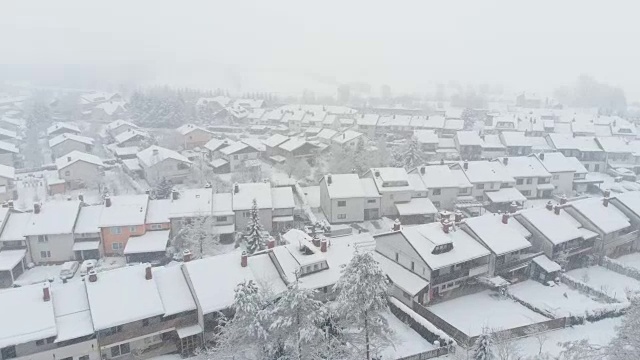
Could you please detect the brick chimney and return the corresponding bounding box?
[604,189,611,198]
[503,157,509,165]
[554,205,561,215]
[420,166,426,175]
[545,201,553,211]
[539,153,545,161]
[502,213,509,224]
[603,197,610,207]
[442,219,451,234]
[42,283,50,302]
[509,201,518,213]
[454,211,463,223]
[312,236,321,247]
[145,265,152,280]
[182,249,192,262]
[241,251,248,267]
[320,238,327,252]
[392,219,401,231]
[234,183,240,194]
[327,174,332,185]
[267,237,276,249]
[463,161,469,170]
[88,269,97,282]
[171,189,179,201]
[33,203,41,214]
[105,195,112,207]
[560,195,567,205]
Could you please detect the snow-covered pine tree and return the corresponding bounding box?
[472,330,495,360]
[334,251,393,360]
[269,279,327,360]
[244,198,266,254]
[174,216,219,259]
[606,299,640,360]
[152,178,173,199]
[402,137,424,169]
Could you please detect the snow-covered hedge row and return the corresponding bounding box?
[560,273,619,304]
[602,256,640,282]
[506,291,556,319]
[388,297,456,346]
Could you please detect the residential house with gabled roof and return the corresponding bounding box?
[105,119,139,137]
[47,122,81,138]
[595,136,635,170]
[231,182,295,233]
[534,152,579,196]
[24,200,81,264]
[320,174,366,224]
[410,165,462,210]
[176,124,214,150]
[218,141,260,172]
[374,222,490,304]
[481,134,507,159]
[546,133,606,172]
[413,130,439,155]
[115,129,150,148]
[49,133,94,159]
[99,194,149,256]
[137,146,192,185]
[495,156,553,198]
[356,114,379,138]
[316,128,338,144]
[454,131,483,160]
[73,204,103,261]
[55,151,104,190]
[277,137,320,159]
[91,101,127,121]
[450,160,516,203]
[330,130,364,151]
[500,131,533,156]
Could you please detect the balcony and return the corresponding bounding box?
[432,269,468,285]
[99,313,197,347]
[606,229,640,249]
[495,252,543,274]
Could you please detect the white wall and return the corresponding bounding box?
[15,339,100,360]
[235,208,273,232]
[58,161,101,189]
[27,233,76,264]
[375,233,431,280]
[428,187,459,210]
[551,171,574,196]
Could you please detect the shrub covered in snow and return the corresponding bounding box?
[602,256,640,282]
[388,297,456,347]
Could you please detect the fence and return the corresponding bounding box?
[396,347,451,360]
[601,256,640,282]
[411,302,472,346]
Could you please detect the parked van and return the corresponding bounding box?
[59,261,79,280]
[79,259,97,276]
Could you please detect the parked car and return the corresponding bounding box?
[59,261,80,280]
[79,259,97,276]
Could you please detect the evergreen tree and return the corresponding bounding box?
[401,137,424,169]
[334,251,393,360]
[606,299,640,360]
[472,330,495,360]
[174,216,219,259]
[244,198,266,254]
[152,178,173,199]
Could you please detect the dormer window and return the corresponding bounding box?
[432,243,454,254]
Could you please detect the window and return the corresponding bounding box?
[150,224,163,230]
[36,340,44,346]
[112,242,124,251]
[367,199,376,204]
[476,184,484,190]
[411,261,415,271]
[516,179,524,185]
[337,200,347,207]
[46,337,55,344]
[313,264,319,271]
[243,211,251,218]
[233,155,238,160]
[402,291,411,300]
[40,251,51,258]
[521,190,531,196]
[595,164,600,172]
[110,226,122,235]
[553,175,559,180]
[79,356,89,360]
[142,318,149,327]
[129,226,137,233]
[1,346,16,359]
[111,343,130,358]
[432,188,441,195]
[526,178,533,184]
[337,214,346,219]
[323,286,328,294]
[60,357,72,360]
[216,216,227,222]
[38,235,48,243]
[433,201,441,208]
[395,252,399,262]
[65,170,70,176]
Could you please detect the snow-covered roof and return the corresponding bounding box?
[444,119,464,131]
[241,138,266,152]
[571,121,595,135]
[51,281,94,342]
[74,205,103,234]
[532,255,561,273]
[145,199,171,224]
[0,163,15,180]
[456,161,515,184]
[47,122,80,136]
[323,174,364,199]
[464,214,532,255]
[152,266,197,317]
[413,130,439,145]
[518,207,584,245]
[0,212,31,241]
[279,138,315,152]
[395,197,438,215]
[373,252,429,296]
[0,283,56,348]
[455,131,483,147]
[407,173,427,192]
[485,187,527,203]
[500,131,530,147]
[498,157,551,178]
[86,264,165,330]
[369,167,412,192]
[331,130,363,145]
[105,119,138,131]
[183,251,286,314]
[536,152,575,173]
[124,230,170,254]
[613,191,640,218]
[168,188,213,218]
[482,134,505,149]
[0,140,18,155]
[115,129,150,144]
[262,134,289,148]
[25,200,81,236]
[596,137,632,154]
[137,146,191,168]
[378,223,490,270]
[450,169,473,189]
[528,136,553,152]
[566,157,588,174]
[271,187,295,209]
[232,182,272,210]
[212,193,233,216]
[94,101,125,116]
[55,151,103,170]
[568,197,631,234]
[99,194,149,227]
[316,128,338,140]
[219,142,251,155]
[49,133,94,148]
[357,114,380,126]
[176,124,211,136]
[424,115,446,129]
[415,165,459,189]
[0,249,26,271]
[110,146,139,157]
[360,178,381,198]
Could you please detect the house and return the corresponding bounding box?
[450,160,516,202]
[320,174,367,224]
[516,92,542,108]
[47,122,81,138]
[204,138,235,158]
[316,128,338,144]
[528,136,554,153]
[0,164,15,203]
[73,205,103,261]
[0,283,99,360]
[410,165,462,210]
[262,134,289,158]
[496,156,553,199]
[462,213,538,280]
[442,119,464,137]
[500,131,533,156]
[435,137,459,160]
[377,115,412,136]
[231,182,295,233]
[49,133,94,159]
[86,264,199,360]
[105,120,139,137]
[595,136,635,171]
[137,146,192,185]
[98,194,149,256]
[115,129,150,148]
[218,142,260,172]
[481,134,507,159]
[330,130,364,150]
[563,196,638,257]
[515,205,597,267]
[374,222,490,304]
[413,130,439,155]
[610,191,640,254]
[566,156,590,193]
[364,167,412,217]
[109,146,139,160]
[356,114,379,138]
[176,124,215,150]
[55,151,104,190]
[80,92,121,109]
[535,152,578,196]
[24,201,81,264]
[546,134,606,172]
[91,101,127,121]
[277,138,320,159]
[454,131,483,160]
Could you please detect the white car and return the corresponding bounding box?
[59,261,79,280]
[79,259,98,276]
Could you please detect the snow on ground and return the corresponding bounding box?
[96,257,127,272]
[509,280,607,318]
[566,266,640,301]
[615,252,640,271]
[380,312,437,360]
[14,264,64,286]
[429,290,548,337]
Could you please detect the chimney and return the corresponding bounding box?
[545,201,553,211]
[88,269,97,282]
[204,182,212,189]
[327,174,332,185]
[539,153,545,161]
[503,157,509,165]
[320,238,327,252]
[604,189,611,198]
[78,194,84,202]
[420,166,426,175]
[267,237,276,249]
[502,213,509,224]
[233,183,240,194]
[34,203,41,214]
[440,159,445,165]
[392,218,401,231]
[241,251,248,267]
[152,148,159,155]
[145,265,152,280]
[182,249,192,262]
[454,211,463,223]
[553,205,561,215]
[560,195,567,205]
[7,201,12,209]
[67,156,72,162]
[603,197,610,207]
[463,161,469,170]
[105,195,112,207]
[171,189,179,200]
[312,236,321,247]
[374,170,380,178]
[42,283,50,302]
[442,219,451,234]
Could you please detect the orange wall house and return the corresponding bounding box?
[101,224,146,256]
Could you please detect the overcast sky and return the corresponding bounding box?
[1,0,638,98]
